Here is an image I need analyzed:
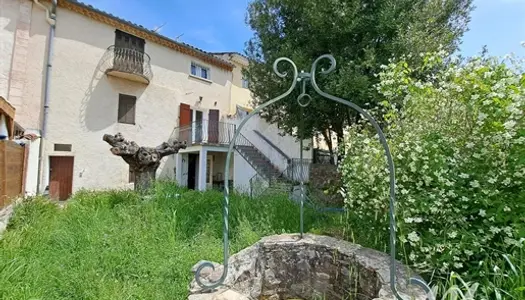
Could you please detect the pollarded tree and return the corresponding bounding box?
[103,133,186,192]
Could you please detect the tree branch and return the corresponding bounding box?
[156,140,187,157]
[103,133,140,156]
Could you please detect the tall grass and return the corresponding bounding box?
[0,182,521,299]
[0,182,342,299]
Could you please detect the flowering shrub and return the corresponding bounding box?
[340,50,525,283]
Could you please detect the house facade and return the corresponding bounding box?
[1,0,311,200]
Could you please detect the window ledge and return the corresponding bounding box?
[189,74,212,84]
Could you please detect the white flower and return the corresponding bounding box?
[471,94,480,100]
[504,206,511,212]
[478,112,487,121]
[448,231,458,238]
[454,262,464,269]
[404,217,414,223]
[459,173,470,179]
[503,226,513,236]
[470,180,480,188]
[479,209,487,217]
[488,177,497,184]
[466,142,475,148]
[465,250,474,256]
[407,231,420,243]
[502,178,511,185]
[409,252,416,261]
[490,226,501,234]
[504,120,516,130]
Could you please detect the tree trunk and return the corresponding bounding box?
[135,167,157,192]
[103,133,186,193]
[335,126,345,164]
[321,129,335,165]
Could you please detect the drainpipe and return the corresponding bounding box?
[35,0,57,194]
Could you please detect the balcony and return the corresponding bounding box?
[170,121,236,146]
[102,46,153,84]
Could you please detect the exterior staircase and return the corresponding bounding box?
[235,145,283,181]
[234,133,294,197]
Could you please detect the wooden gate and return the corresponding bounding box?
[49,156,74,201]
[0,141,27,207]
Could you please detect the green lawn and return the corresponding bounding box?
[0,183,342,299]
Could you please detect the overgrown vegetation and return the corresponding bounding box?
[0,183,342,299]
[245,0,473,157]
[341,49,525,299]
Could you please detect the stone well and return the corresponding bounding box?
[189,234,427,300]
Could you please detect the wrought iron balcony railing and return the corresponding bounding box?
[169,121,236,146]
[102,45,153,84]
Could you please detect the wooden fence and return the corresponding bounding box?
[0,141,27,208]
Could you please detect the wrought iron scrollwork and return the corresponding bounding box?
[194,54,435,300]
[193,57,298,291]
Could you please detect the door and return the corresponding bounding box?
[195,111,203,143]
[179,103,191,144]
[187,154,198,190]
[114,30,145,74]
[208,109,219,144]
[49,156,74,201]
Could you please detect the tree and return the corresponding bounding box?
[103,133,186,192]
[245,0,473,157]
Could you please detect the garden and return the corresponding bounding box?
[0,50,524,300]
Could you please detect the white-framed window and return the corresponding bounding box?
[191,62,210,80]
[241,77,249,89]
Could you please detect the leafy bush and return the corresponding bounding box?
[340,49,525,296]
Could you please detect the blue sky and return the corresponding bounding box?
[83,0,525,57]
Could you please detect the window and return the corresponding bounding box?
[241,77,249,89]
[115,30,145,52]
[190,62,210,80]
[118,94,136,124]
[54,144,72,152]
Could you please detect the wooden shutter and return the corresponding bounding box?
[208,109,219,144]
[118,94,136,124]
[115,30,144,52]
[179,103,192,143]
[180,103,191,126]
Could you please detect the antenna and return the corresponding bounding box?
[152,21,167,33]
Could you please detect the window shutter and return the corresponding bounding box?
[118,94,136,124]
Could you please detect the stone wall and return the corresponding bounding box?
[189,234,428,300]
